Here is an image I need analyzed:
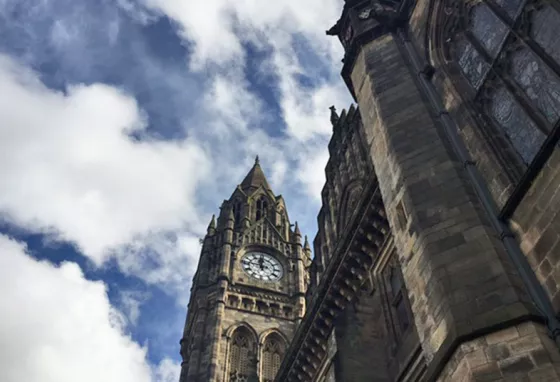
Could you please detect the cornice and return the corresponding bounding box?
[275,177,391,381]
[227,285,294,304]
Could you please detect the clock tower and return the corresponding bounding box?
[179,157,311,382]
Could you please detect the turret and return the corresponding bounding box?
[294,221,302,243]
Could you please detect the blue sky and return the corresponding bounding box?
[0,0,350,380]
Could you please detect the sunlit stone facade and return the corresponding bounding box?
[181,0,560,380]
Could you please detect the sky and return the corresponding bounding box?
[0,0,351,381]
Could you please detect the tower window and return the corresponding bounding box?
[233,201,241,225]
[381,253,413,349]
[261,333,286,382]
[228,326,256,382]
[256,197,268,221]
[388,266,410,334]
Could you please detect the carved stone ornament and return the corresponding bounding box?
[358,7,373,20]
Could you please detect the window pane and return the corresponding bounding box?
[457,39,490,89]
[531,6,560,66]
[489,86,546,163]
[494,0,525,19]
[470,3,509,58]
[396,298,410,332]
[511,47,560,124]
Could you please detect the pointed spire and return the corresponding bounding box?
[330,105,339,126]
[294,222,301,237]
[207,214,216,234]
[304,235,311,251]
[240,156,271,192]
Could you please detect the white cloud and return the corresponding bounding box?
[116,232,202,303]
[153,358,181,382]
[0,0,352,303]
[0,55,211,265]
[0,234,154,382]
[141,0,343,68]
[119,290,152,327]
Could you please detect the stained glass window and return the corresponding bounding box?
[511,47,560,124]
[457,37,490,89]
[261,333,286,382]
[494,0,525,19]
[531,5,560,65]
[469,3,508,57]
[447,0,560,166]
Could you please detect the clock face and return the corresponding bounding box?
[241,252,283,282]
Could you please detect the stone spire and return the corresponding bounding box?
[240,155,271,193]
[294,222,302,240]
[304,235,311,251]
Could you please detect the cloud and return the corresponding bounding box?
[0,54,210,265]
[119,290,152,327]
[140,0,343,68]
[0,0,352,302]
[153,358,181,382]
[116,232,203,303]
[0,234,157,382]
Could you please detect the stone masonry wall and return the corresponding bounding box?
[334,288,391,382]
[349,31,542,377]
[512,148,560,314]
[437,322,560,381]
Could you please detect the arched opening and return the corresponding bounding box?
[232,200,242,225]
[255,196,268,221]
[228,326,257,382]
[261,332,287,382]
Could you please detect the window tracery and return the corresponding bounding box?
[261,333,286,382]
[228,326,256,382]
[441,0,560,166]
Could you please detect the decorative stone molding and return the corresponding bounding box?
[275,178,390,381]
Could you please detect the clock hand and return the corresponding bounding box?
[258,256,264,270]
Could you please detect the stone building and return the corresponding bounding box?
[181,0,560,380]
[275,0,560,381]
[179,158,311,382]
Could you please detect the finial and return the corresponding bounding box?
[330,105,339,126]
[294,221,301,237]
[304,235,311,251]
[255,155,260,165]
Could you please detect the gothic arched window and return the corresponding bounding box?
[261,333,286,382]
[256,197,268,221]
[381,254,412,346]
[232,200,242,225]
[228,326,257,382]
[441,0,560,165]
[389,267,410,333]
